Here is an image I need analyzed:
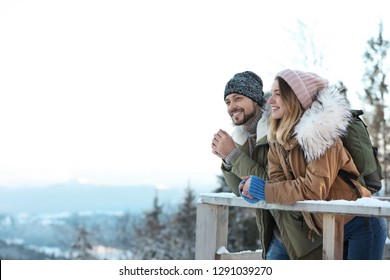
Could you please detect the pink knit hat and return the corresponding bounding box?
[276,69,329,109]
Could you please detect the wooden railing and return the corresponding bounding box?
[195,192,390,260]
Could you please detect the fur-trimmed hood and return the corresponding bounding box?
[294,86,352,162]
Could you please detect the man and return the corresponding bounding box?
[211,71,272,259]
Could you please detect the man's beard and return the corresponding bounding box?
[232,109,256,126]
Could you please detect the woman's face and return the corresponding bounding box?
[269,79,285,120]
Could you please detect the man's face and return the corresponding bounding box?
[225,93,258,125]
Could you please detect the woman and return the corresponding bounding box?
[239,69,387,260]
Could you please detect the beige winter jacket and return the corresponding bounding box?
[265,86,371,238]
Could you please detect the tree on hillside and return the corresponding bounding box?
[69,225,95,260]
[362,21,390,194]
[115,211,135,258]
[169,186,197,259]
[131,186,198,260]
[132,192,167,259]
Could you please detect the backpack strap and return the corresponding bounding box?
[338,169,362,198]
[352,109,364,118]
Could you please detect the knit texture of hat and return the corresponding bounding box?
[276,69,329,109]
[224,71,264,104]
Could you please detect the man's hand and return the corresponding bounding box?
[211,129,236,160]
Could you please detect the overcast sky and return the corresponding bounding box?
[0,0,389,190]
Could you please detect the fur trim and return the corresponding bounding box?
[294,86,352,162]
[232,126,248,145]
[231,114,268,145]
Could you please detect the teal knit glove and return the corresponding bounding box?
[239,175,265,204]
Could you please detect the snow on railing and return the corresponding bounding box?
[195,192,390,260]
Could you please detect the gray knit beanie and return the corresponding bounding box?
[224,71,264,104]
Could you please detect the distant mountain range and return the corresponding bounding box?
[0,181,211,215]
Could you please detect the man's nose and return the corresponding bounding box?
[228,102,237,110]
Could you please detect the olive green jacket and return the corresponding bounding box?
[221,111,276,260]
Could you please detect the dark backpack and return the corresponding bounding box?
[338,110,383,197]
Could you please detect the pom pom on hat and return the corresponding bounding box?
[276,69,329,109]
[224,71,264,104]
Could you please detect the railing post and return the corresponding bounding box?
[322,214,344,260]
[195,202,228,260]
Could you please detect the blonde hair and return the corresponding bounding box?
[268,77,304,145]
